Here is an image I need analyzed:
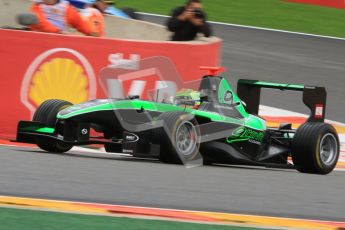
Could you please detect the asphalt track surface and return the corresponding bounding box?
[1,17,345,223]
[142,14,345,123]
[1,145,345,222]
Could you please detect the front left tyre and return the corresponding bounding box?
[153,111,201,164]
[33,99,73,153]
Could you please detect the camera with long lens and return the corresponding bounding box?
[192,9,204,18]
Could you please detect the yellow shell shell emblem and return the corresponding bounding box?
[28,58,89,106]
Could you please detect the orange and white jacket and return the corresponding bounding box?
[80,7,105,37]
[30,1,94,36]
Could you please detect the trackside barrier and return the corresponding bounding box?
[0,29,221,139]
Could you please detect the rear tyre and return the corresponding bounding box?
[153,111,200,164]
[33,99,73,153]
[292,122,339,174]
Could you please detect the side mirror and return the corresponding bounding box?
[16,13,38,26]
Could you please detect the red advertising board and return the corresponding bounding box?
[0,29,221,139]
[286,0,345,8]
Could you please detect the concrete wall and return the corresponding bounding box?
[104,15,171,41]
[0,0,219,43]
[0,0,31,27]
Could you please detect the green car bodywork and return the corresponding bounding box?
[55,77,266,145]
[16,69,339,174]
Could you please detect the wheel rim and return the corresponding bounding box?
[175,121,197,156]
[319,133,338,166]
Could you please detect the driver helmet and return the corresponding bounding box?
[174,89,201,109]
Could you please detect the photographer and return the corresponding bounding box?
[166,0,212,41]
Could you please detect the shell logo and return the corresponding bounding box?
[21,48,96,117]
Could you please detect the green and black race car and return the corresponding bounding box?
[16,67,340,174]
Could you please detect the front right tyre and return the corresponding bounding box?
[291,122,340,174]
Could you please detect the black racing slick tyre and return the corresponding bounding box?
[153,111,201,164]
[33,99,73,153]
[292,122,340,174]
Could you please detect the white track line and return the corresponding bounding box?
[138,12,345,41]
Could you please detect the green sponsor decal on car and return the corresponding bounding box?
[227,126,264,144]
[21,126,55,134]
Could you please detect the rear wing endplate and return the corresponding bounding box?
[237,79,327,122]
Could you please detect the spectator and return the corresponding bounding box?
[166,0,212,41]
[80,0,105,36]
[30,0,97,36]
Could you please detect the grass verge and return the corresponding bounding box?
[116,0,345,38]
[0,207,270,230]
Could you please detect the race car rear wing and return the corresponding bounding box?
[237,79,327,122]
